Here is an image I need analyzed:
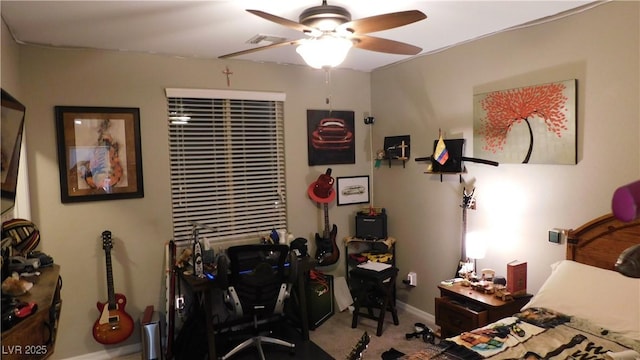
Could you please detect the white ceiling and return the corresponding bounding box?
[1,1,601,72]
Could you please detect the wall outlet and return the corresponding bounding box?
[408,272,417,286]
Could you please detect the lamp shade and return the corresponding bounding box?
[465,231,487,260]
[612,180,640,222]
[296,36,353,69]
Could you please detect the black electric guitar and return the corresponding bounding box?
[315,202,339,266]
[314,169,339,266]
[454,187,475,278]
[346,332,370,360]
[93,230,134,345]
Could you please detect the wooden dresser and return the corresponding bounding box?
[435,283,531,338]
[1,265,62,360]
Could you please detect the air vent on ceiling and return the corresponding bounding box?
[246,34,287,45]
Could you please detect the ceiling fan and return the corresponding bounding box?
[219,1,427,69]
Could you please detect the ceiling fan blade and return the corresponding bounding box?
[219,39,303,59]
[247,9,317,33]
[338,10,426,34]
[352,34,422,55]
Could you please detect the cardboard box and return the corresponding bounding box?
[507,261,527,296]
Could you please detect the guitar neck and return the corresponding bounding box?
[461,207,467,261]
[323,202,330,238]
[102,230,117,310]
[105,248,117,309]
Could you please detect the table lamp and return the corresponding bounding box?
[465,231,487,276]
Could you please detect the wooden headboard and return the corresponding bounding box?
[567,213,640,270]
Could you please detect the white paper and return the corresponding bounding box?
[357,261,391,272]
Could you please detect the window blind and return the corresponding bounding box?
[166,89,287,244]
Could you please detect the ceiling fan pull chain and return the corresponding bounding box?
[324,68,332,112]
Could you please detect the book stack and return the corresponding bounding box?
[507,260,527,296]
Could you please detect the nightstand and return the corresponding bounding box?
[435,283,532,338]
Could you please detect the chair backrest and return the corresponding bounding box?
[226,244,290,317]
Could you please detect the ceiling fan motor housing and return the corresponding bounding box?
[299,3,351,30]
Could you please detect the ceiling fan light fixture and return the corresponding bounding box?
[296,36,353,69]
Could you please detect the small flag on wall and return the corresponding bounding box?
[434,131,449,165]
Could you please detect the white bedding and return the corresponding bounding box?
[522,260,640,341]
[443,260,640,360]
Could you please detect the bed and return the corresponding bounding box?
[406,213,640,360]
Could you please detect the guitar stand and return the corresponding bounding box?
[405,322,436,344]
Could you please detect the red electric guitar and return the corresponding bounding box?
[93,230,134,345]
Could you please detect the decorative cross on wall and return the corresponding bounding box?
[222,66,233,87]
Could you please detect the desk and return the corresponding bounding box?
[435,283,532,338]
[179,256,313,360]
[1,265,62,360]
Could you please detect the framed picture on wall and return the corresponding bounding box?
[307,109,355,166]
[336,176,370,206]
[473,79,577,164]
[55,106,144,203]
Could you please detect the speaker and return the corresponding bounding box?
[306,274,334,330]
[356,210,387,240]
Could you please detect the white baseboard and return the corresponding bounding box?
[396,300,436,328]
[61,343,141,360]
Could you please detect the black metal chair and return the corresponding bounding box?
[218,244,296,360]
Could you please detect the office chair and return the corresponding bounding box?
[219,244,296,360]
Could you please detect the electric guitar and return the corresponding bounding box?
[314,169,339,266]
[454,188,475,278]
[93,230,134,345]
[346,331,370,360]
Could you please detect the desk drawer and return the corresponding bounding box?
[435,297,487,337]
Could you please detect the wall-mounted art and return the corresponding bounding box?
[307,109,355,166]
[383,135,410,160]
[55,106,144,203]
[336,176,370,206]
[473,79,577,164]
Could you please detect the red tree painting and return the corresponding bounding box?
[476,82,570,164]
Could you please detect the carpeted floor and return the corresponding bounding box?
[310,307,435,359]
[114,306,436,359]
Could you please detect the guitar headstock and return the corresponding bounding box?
[346,331,370,360]
[102,230,113,251]
[461,187,476,209]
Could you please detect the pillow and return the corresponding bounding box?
[522,260,640,340]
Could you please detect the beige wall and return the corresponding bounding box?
[1,1,639,358]
[371,1,639,313]
[7,45,371,357]
[1,20,21,96]
[1,18,32,222]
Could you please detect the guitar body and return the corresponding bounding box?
[93,293,134,345]
[312,168,340,266]
[315,222,339,266]
[93,230,134,345]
